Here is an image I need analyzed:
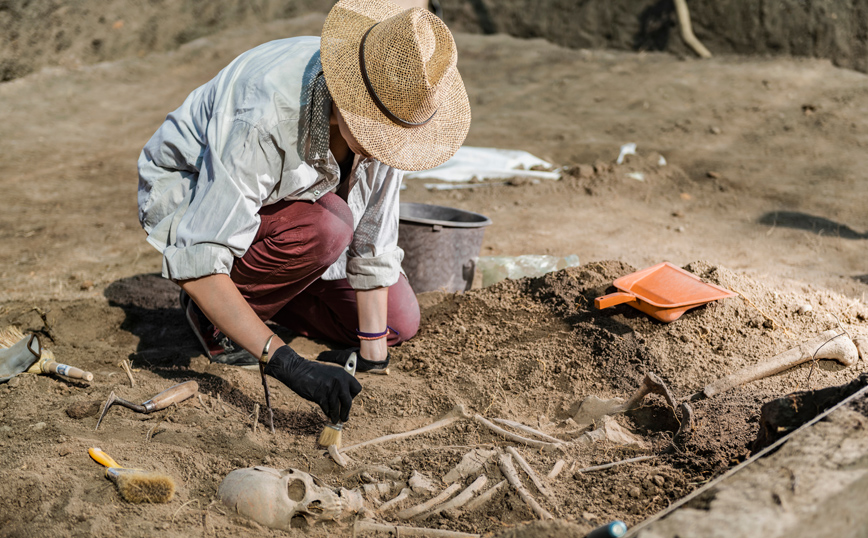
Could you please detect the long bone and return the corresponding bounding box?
[342,405,471,453]
[698,330,860,399]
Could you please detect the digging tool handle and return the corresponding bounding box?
[595,292,638,310]
[142,381,198,413]
[44,361,93,382]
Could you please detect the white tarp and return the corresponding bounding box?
[405,146,561,182]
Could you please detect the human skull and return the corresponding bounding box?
[218,467,342,529]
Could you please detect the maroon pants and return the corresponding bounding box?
[229,193,419,347]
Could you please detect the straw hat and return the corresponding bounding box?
[321,0,471,171]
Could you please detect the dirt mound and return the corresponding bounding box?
[1,260,865,536]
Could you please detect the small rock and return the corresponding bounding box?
[709,126,722,135]
[80,280,94,291]
[582,512,598,521]
[797,304,813,314]
[58,445,73,457]
[577,164,595,178]
[628,487,642,499]
[457,325,467,334]
[652,475,666,487]
[680,334,690,343]
[66,400,102,419]
[32,422,46,431]
[707,171,721,179]
[675,226,685,233]
[6,376,20,388]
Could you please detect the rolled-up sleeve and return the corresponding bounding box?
[344,163,404,290]
[161,119,282,281]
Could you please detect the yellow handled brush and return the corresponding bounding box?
[88,447,176,503]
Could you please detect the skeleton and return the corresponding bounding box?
[218,467,344,530]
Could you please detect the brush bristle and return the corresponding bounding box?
[115,472,176,503]
[318,423,343,448]
[0,326,26,348]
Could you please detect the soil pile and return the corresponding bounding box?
[1,259,865,537]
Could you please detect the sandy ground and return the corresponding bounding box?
[1,12,868,538]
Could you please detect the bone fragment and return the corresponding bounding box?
[578,416,647,448]
[354,521,481,538]
[342,465,403,481]
[409,470,438,494]
[498,453,553,520]
[443,448,496,484]
[328,444,350,468]
[342,405,471,453]
[505,447,553,499]
[252,403,259,433]
[573,455,656,474]
[701,330,859,398]
[339,487,366,515]
[463,479,507,512]
[547,460,567,480]
[378,487,412,513]
[417,475,488,520]
[474,415,562,451]
[397,483,462,520]
[492,418,563,444]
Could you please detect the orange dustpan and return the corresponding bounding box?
[595,262,736,322]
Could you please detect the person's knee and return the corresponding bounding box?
[312,195,353,266]
[388,277,420,344]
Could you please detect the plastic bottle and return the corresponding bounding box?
[476,254,580,287]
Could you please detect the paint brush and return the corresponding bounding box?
[317,352,357,448]
[89,447,176,503]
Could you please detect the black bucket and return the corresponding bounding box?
[398,202,492,293]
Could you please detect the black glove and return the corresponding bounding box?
[317,347,390,373]
[264,345,362,424]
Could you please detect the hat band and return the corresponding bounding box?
[359,23,437,129]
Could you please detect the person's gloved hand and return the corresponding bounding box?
[317,348,390,373]
[264,345,362,423]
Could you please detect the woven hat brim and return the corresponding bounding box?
[321,0,471,171]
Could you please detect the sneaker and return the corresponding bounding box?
[179,290,258,367]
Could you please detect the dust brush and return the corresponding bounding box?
[89,447,176,503]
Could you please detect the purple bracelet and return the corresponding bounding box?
[356,326,400,340]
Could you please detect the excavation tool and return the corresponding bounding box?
[0,331,41,383]
[574,372,678,426]
[88,447,176,503]
[318,352,357,448]
[595,262,736,322]
[94,380,199,430]
[1,326,94,381]
[258,335,276,434]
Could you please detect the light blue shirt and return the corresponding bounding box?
[137,36,404,290]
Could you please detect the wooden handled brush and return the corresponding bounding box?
[318,353,357,448]
[88,447,176,503]
[1,326,94,381]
